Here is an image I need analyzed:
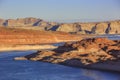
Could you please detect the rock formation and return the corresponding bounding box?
[56,23,80,32]
[0,27,83,45]
[108,21,120,34]
[0,17,57,28]
[0,17,120,34]
[56,21,120,34]
[95,23,108,34]
[5,18,42,26]
[15,38,120,72]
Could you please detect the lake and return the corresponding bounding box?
[0,51,120,80]
[0,35,120,80]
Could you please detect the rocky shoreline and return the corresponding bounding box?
[15,38,120,72]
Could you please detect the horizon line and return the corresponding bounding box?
[0,17,120,23]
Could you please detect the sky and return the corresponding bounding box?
[0,0,120,22]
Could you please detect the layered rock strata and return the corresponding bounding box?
[0,27,82,45]
[0,18,120,34]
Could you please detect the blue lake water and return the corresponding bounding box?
[0,51,120,80]
[97,34,120,40]
[0,35,120,80]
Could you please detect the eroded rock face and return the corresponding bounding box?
[95,23,108,34]
[109,21,120,34]
[0,18,58,30]
[6,18,41,26]
[56,23,81,32]
[0,17,120,34]
[80,23,96,34]
[55,21,120,34]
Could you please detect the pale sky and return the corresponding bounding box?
[0,0,120,22]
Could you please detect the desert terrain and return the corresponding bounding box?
[0,17,120,34]
[0,18,120,72]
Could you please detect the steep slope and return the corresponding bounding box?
[56,21,120,34]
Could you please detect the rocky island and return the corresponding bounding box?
[15,38,120,72]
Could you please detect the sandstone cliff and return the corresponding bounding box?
[0,17,120,34]
[0,17,57,28]
[57,21,120,34]
[56,23,80,32]
[6,18,42,26]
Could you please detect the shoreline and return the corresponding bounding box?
[14,37,120,72]
[0,45,57,52]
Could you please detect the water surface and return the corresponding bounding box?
[0,51,120,80]
[0,35,120,80]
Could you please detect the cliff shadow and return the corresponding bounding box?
[48,25,59,31]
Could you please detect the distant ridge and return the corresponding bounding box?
[0,17,120,34]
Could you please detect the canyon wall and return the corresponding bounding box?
[0,17,120,34]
